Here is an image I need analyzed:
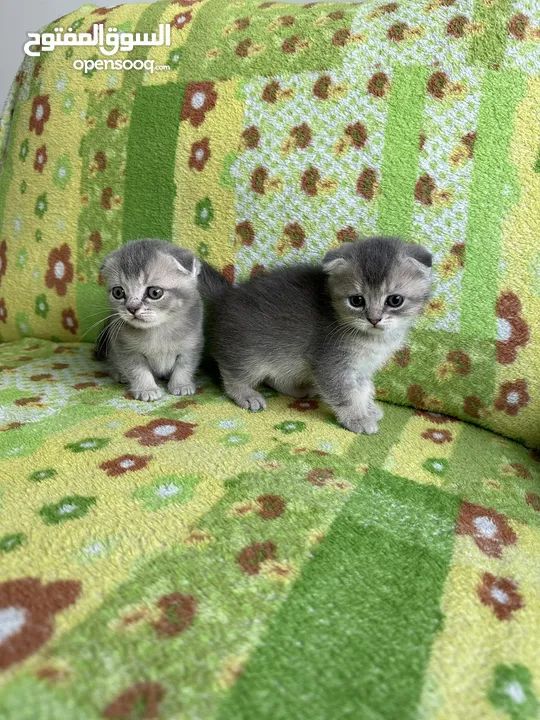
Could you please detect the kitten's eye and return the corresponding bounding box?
[111,286,125,300]
[347,295,365,309]
[147,286,164,300]
[386,294,404,308]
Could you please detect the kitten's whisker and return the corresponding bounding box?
[81,313,121,340]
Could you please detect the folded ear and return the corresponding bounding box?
[323,243,355,274]
[404,243,432,268]
[172,255,200,277]
[99,249,120,278]
[168,247,201,277]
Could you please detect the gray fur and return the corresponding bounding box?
[212,237,432,433]
[97,239,207,401]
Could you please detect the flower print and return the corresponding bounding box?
[35,193,48,219]
[0,240,7,286]
[100,454,152,477]
[503,463,532,479]
[337,226,358,244]
[288,398,318,412]
[423,458,449,476]
[45,244,74,296]
[61,93,75,114]
[16,312,33,337]
[133,475,199,511]
[457,502,517,557]
[0,298,7,324]
[34,145,48,173]
[488,664,539,720]
[188,138,210,171]
[65,438,110,453]
[39,495,97,525]
[415,410,457,424]
[464,395,485,419]
[367,71,391,97]
[0,578,80,670]
[447,350,471,376]
[29,95,51,135]
[103,683,165,720]
[256,495,286,519]
[494,379,530,416]
[181,82,217,127]
[274,420,306,434]
[53,155,72,190]
[241,125,260,149]
[152,593,197,637]
[307,468,334,486]
[61,308,78,335]
[477,573,524,621]
[195,197,214,228]
[235,221,255,247]
[19,140,29,161]
[34,294,49,318]
[496,291,529,364]
[526,493,540,512]
[356,167,378,200]
[422,428,453,444]
[171,11,192,30]
[0,533,26,554]
[125,418,196,446]
[237,541,277,575]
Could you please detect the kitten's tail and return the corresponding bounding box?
[198,261,231,302]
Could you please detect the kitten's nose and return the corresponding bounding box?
[367,316,382,327]
[126,301,142,315]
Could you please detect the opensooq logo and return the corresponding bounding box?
[24,23,171,57]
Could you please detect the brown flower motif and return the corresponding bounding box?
[171,10,192,29]
[494,379,530,416]
[337,226,358,243]
[496,291,529,364]
[73,381,98,390]
[307,468,335,487]
[408,384,427,406]
[30,373,54,382]
[503,462,532,480]
[251,264,265,278]
[181,82,218,127]
[464,395,485,419]
[288,399,319,412]
[526,493,540,512]
[45,244,74,296]
[235,221,255,247]
[223,264,235,284]
[0,578,80,670]
[152,593,197,637]
[241,125,261,149]
[188,138,210,171]
[457,502,517,558]
[125,418,196,446]
[477,573,524,621]
[446,350,471,376]
[256,495,285,519]
[0,298,7,324]
[422,428,453,444]
[61,308,78,335]
[34,145,48,173]
[237,541,276,575]
[415,410,457,424]
[100,454,152,477]
[0,239,7,286]
[29,95,51,135]
[103,682,165,719]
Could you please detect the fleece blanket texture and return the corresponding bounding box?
[0,1,539,718]
[0,0,539,446]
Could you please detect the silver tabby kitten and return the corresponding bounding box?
[213,236,432,434]
[98,239,214,401]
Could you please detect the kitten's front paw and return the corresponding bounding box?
[131,387,163,402]
[369,403,384,422]
[340,415,379,435]
[168,381,196,397]
[235,392,267,412]
[111,369,127,384]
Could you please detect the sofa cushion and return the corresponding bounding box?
[0,0,538,444]
[0,338,539,717]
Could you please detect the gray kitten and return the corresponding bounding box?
[212,237,432,434]
[97,239,226,401]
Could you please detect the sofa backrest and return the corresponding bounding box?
[0,0,538,448]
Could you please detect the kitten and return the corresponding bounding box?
[212,237,432,433]
[97,239,226,401]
